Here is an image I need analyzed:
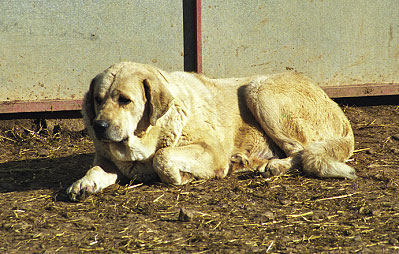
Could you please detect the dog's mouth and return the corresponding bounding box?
[99,136,129,144]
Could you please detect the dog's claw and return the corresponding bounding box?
[231,153,249,167]
[67,188,90,202]
[68,192,80,202]
[257,160,281,178]
[66,178,98,201]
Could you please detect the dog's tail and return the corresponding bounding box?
[301,135,356,179]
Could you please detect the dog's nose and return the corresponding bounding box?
[93,120,109,135]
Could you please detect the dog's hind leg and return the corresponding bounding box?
[230,151,299,177]
[243,74,356,179]
[241,79,305,176]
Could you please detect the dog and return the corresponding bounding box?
[67,62,356,201]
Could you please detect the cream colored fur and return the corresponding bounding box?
[67,62,356,201]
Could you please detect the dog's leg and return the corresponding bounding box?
[67,156,119,201]
[243,84,304,176]
[243,76,356,179]
[230,152,301,176]
[256,154,302,177]
[153,142,229,185]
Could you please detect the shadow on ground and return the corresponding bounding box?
[0,153,93,194]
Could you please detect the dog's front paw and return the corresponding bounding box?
[66,166,118,201]
[66,177,101,202]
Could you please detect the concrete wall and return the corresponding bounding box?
[0,0,183,101]
[202,1,399,85]
[1,0,398,105]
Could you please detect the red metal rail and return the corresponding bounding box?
[0,100,83,114]
[321,83,399,98]
[0,83,398,114]
[195,0,202,73]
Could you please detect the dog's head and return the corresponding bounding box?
[82,62,173,145]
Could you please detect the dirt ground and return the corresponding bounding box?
[0,101,398,253]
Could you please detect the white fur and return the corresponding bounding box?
[302,141,356,179]
[67,62,356,201]
[67,166,118,201]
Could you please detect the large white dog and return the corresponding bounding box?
[67,62,356,201]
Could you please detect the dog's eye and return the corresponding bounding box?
[94,96,102,105]
[118,95,131,106]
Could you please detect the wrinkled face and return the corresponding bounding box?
[84,63,173,162]
[90,69,149,143]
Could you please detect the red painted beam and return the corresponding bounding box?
[321,83,399,98]
[0,83,397,114]
[0,99,83,114]
[195,0,202,73]
[1,83,398,114]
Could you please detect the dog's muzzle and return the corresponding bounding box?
[93,119,128,143]
[93,119,110,140]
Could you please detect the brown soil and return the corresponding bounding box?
[1,103,399,253]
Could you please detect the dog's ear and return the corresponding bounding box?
[143,77,174,126]
[82,77,97,126]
